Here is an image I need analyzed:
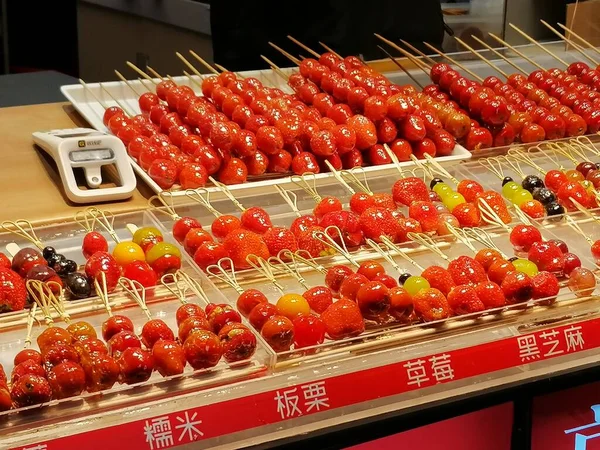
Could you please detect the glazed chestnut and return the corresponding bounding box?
[141,319,174,348]
[66,321,97,342]
[11,374,52,407]
[183,330,223,369]
[47,361,86,399]
[218,323,257,362]
[102,315,134,341]
[118,347,154,384]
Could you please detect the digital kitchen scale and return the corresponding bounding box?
[32,127,137,203]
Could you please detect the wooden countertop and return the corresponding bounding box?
[0,102,153,224]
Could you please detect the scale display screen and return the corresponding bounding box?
[69,148,114,162]
[57,132,97,139]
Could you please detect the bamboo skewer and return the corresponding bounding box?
[470,35,529,75]
[453,36,509,78]
[557,23,600,58]
[114,70,144,97]
[99,82,135,116]
[488,32,546,71]
[286,35,321,58]
[175,52,205,79]
[126,61,158,84]
[377,45,424,89]
[422,41,484,82]
[146,66,165,81]
[268,42,301,65]
[318,42,343,60]
[541,20,599,65]
[79,79,109,111]
[260,55,289,82]
[508,23,569,67]
[399,39,437,66]
[189,50,220,75]
[183,70,203,89]
[374,33,431,70]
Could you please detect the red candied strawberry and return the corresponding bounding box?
[408,201,439,233]
[0,253,10,270]
[501,271,533,304]
[392,177,430,206]
[241,207,273,234]
[452,202,481,227]
[82,231,108,259]
[476,191,512,224]
[325,265,354,293]
[320,210,364,248]
[413,288,451,322]
[350,192,375,215]
[173,216,202,244]
[531,271,559,303]
[421,265,455,296]
[448,256,487,286]
[528,241,564,272]
[457,180,484,203]
[447,285,485,315]
[359,207,402,243]
[297,226,336,258]
[263,227,298,256]
[194,241,228,271]
[510,225,542,252]
[474,281,506,309]
[211,215,242,241]
[314,196,343,220]
[290,215,319,238]
[223,229,270,270]
[302,286,334,313]
[0,268,26,312]
[397,217,422,242]
[321,298,365,340]
[372,193,396,210]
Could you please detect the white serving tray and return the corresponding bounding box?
[61,73,472,197]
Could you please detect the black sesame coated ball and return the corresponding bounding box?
[398,272,412,285]
[522,175,545,192]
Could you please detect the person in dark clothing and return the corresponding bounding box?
[210,0,447,71]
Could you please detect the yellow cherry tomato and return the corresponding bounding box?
[276,293,310,319]
[112,241,145,266]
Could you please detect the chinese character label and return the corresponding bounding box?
[564,325,585,352]
[539,329,564,358]
[404,359,430,387]
[430,354,455,383]
[144,416,174,449]
[175,411,203,442]
[518,335,541,362]
[302,382,330,413]
[275,388,302,419]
